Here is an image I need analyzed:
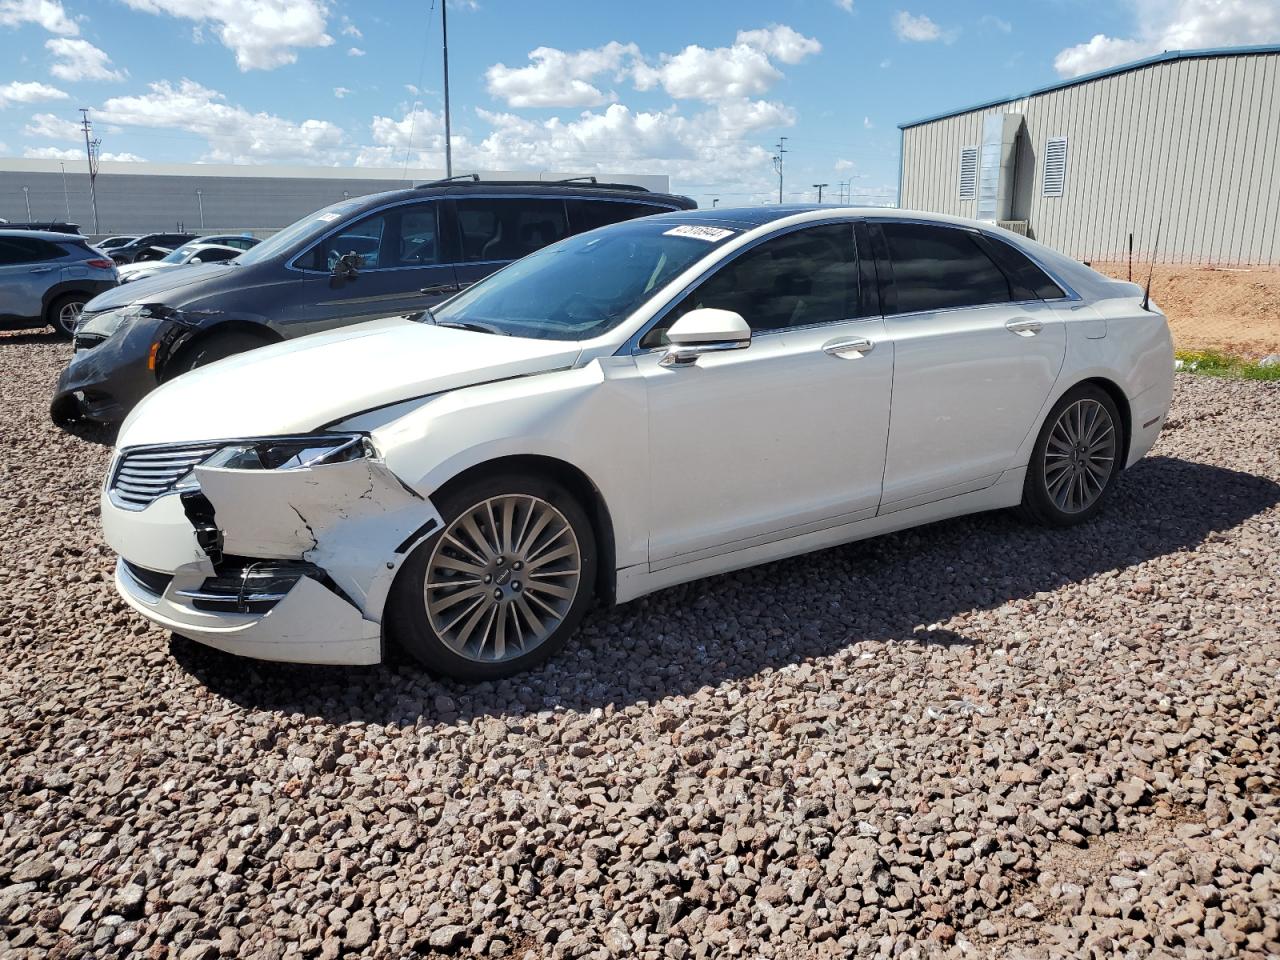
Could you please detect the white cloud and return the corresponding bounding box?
[333,86,351,98]
[24,145,144,161]
[24,110,80,140]
[347,46,365,56]
[981,14,1012,33]
[863,116,874,129]
[0,0,77,35]
[46,38,126,81]
[734,25,822,65]
[341,19,360,38]
[835,0,854,11]
[118,0,333,70]
[1054,0,1280,77]
[894,11,957,43]
[98,79,346,163]
[486,41,640,108]
[834,158,855,171]
[0,80,68,107]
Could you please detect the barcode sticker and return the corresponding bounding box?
[663,225,735,242]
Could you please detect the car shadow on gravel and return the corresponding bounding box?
[171,455,1280,725]
[0,329,63,345]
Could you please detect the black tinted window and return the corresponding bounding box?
[0,236,63,264]
[456,198,569,262]
[190,247,239,263]
[395,206,438,266]
[653,223,861,341]
[977,234,1066,300]
[883,222,1014,314]
[569,199,667,233]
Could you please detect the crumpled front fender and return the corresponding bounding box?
[193,459,442,616]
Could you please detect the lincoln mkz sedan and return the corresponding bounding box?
[102,206,1173,679]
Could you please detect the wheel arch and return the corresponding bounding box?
[430,453,619,605]
[1072,376,1132,469]
[160,319,282,379]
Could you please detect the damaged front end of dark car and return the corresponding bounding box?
[51,304,218,426]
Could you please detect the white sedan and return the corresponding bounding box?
[101,207,1173,678]
[116,242,244,283]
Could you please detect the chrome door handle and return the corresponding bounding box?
[823,336,875,359]
[1005,318,1043,337]
[29,266,55,274]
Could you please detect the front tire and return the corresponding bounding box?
[389,474,597,679]
[1018,383,1123,526]
[163,330,271,380]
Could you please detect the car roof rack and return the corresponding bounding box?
[414,173,650,193]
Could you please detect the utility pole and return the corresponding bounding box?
[441,0,453,178]
[771,137,788,204]
[22,186,31,220]
[59,162,70,219]
[80,108,100,234]
[196,189,205,229]
[813,183,828,203]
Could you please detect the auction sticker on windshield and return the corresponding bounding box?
[663,225,736,242]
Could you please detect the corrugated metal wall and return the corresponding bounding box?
[899,52,1280,265]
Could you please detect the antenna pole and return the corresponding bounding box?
[1142,219,1162,312]
[771,137,788,204]
[80,108,100,234]
[441,0,453,178]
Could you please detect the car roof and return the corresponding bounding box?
[187,243,241,251]
[345,180,697,214]
[0,228,85,242]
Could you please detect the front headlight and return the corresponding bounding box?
[77,304,151,339]
[173,434,375,490]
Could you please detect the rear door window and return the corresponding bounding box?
[0,237,64,264]
[395,204,439,266]
[455,198,569,263]
[975,233,1066,300]
[881,222,1015,314]
[298,211,391,272]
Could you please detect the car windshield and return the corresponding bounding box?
[161,243,199,263]
[426,220,739,341]
[235,198,364,266]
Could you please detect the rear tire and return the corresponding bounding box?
[47,293,87,339]
[388,473,597,680]
[1018,383,1123,527]
[163,330,272,380]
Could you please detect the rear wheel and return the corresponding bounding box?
[389,474,597,679]
[1018,383,1123,526]
[163,330,272,380]
[47,294,86,339]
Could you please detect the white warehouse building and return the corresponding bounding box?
[897,45,1280,266]
[0,159,671,237]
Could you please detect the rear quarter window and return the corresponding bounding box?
[568,199,670,233]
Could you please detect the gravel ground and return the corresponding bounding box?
[2,328,1279,960]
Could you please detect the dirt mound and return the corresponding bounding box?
[1092,262,1280,357]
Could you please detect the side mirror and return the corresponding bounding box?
[189,257,203,264]
[660,308,751,367]
[332,251,364,281]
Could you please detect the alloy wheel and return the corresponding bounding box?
[58,300,84,336]
[1043,398,1116,514]
[424,494,582,663]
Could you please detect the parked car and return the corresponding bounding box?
[51,178,694,425]
[109,233,198,265]
[96,235,139,251]
[0,230,117,336]
[118,243,245,283]
[191,233,259,252]
[99,206,1173,679]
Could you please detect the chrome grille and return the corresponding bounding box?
[109,445,220,510]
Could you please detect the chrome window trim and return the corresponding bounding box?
[619,215,870,356]
[287,193,680,276]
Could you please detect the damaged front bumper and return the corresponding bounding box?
[102,450,442,666]
[52,312,168,425]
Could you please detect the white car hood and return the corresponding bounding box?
[117,317,583,447]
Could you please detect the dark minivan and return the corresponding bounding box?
[53,178,695,425]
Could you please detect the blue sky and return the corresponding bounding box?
[1,0,1276,207]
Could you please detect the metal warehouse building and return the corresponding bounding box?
[0,159,670,238]
[898,45,1280,265]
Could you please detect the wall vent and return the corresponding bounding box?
[958,146,978,200]
[1042,137,1068,197]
